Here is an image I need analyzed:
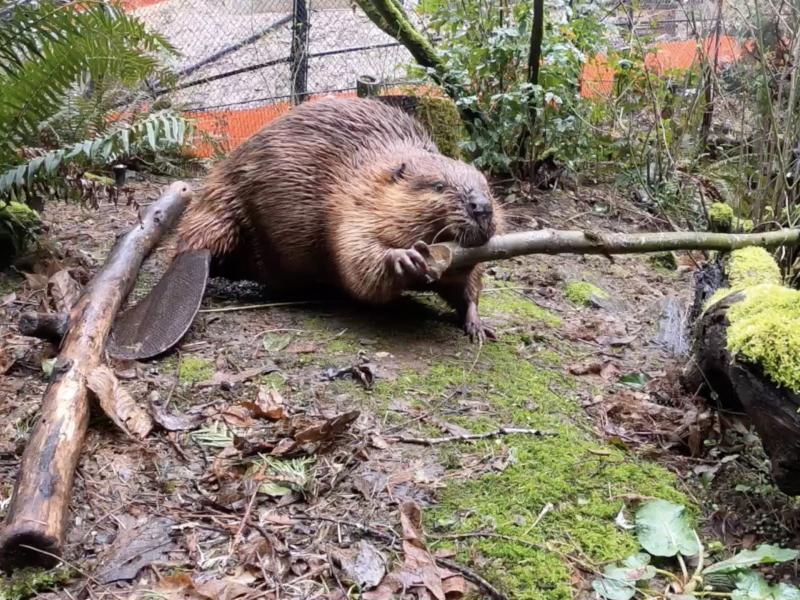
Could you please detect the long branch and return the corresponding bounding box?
[428,228,800,273]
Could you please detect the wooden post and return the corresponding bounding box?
[356,75,382,98]
[0,181,192,571]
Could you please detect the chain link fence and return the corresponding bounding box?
[124,0,418,150]
[125,0,733,152]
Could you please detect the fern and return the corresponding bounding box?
[0,1,176,167]
[0,111,195,203]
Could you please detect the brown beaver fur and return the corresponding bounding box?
[176,96,503,340]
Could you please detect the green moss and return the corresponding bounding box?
[0,200,41,266]
[564,281,609,306]
[708,202,734,232]
[178,355,214,385]
[726,284,800,393]
[648,252,678,270]
[0,567,73,600]
[727,246,781,289]
[704,247,781,310]
[414,95,468,160]
[294,288,690,598]
[482,287,562,327]
[740,219,755,233]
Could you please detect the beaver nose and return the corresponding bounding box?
[467,195,493,219]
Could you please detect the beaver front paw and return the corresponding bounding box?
[386,241,437,285]
[463,302,496,343]
[464,317,496,343]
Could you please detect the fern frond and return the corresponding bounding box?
[0,111,196,201]
[0,1,175,166]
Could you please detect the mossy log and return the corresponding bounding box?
[684,249,800,495]
[0,181,192,571]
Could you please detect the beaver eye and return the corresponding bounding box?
[433,182,445,193]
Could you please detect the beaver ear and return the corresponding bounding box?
[389,162,407,183]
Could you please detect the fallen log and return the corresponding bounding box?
[0,181,192,571]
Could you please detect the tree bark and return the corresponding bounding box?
[426,228,800,276]
[0,181,192,572]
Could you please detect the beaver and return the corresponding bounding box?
[105,97,503,360]
[174,97,503,340]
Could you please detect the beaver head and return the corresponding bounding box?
[379,151,501,247]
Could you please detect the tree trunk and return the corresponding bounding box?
[354,0,486,132]
[0,181,192,572]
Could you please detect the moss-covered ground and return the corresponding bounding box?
[301,288,689,598]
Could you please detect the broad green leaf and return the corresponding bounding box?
[591,574,635,600]
[730,572,795,600]
[706,544,800,575]
[591,554,654,600]
[620,553,656,580]
[733,573,773,600]
[773,583,800,600]
[635,499,700,557]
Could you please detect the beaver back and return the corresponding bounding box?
[177,97,438,286]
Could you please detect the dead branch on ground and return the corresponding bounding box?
[0,181,192,571]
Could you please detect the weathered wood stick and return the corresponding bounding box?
[0,181,192,572]
[427,228,800,275]
[18,311,69,343]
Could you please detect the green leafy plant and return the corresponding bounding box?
[415,0,609,178]
[593,499,800,599]
[0,200,41,265]
[0,111,195,205]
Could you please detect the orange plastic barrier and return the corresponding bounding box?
[580,35,744,99]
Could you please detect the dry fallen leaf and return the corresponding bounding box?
[95,515,176,584]
[364,500,466,600]
[0,346,15,375]
[285,340,317,354]
[222,405,254,428]
[241,386,285,420]
[88,365,153,438]
[600,361,621,382]
[332,540,386,590]
[567,360,603,376]
[47,269,81,313]
[198,361,279,389]
[148,394,202,432]
[124,571,260,600]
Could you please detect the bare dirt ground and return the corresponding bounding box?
[2,174,799,599]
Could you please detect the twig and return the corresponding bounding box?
[436,556,509,600]
[198,300,320,314]
[393,427,552,446]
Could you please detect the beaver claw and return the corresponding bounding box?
[465,318,497,343]
[464,302,496,343]
[387,241,437,284]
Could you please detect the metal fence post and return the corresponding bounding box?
[290,0,310,104]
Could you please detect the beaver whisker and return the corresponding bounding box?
[432,222,461,243]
